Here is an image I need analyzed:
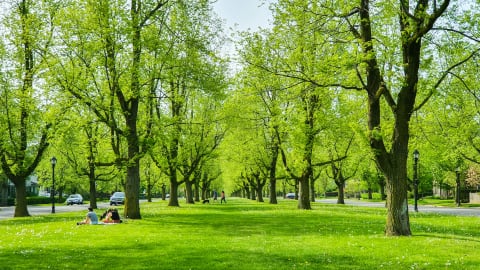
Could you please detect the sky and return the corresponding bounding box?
[212,0,274,32]
[211,0,274,66]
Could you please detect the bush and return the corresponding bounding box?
[360,192,383,200]
[27,196,66,205]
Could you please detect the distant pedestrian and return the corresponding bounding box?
[221,190,226,204]
[213,190,218,202]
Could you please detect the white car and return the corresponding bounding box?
[66,194,83,205]
[285,193,296,199]
[110,192,125,205]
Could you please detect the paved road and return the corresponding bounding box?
[1,199,478,220]
[317,199,480,216]
[0,202,111,220]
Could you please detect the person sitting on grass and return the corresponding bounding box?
[77,207,99,225]
[101,208,122,224]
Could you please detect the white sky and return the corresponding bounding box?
[212,0,274,31]
[212,0,274,69]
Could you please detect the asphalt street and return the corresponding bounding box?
[317,198,480,216]
[0,202,111,220]
[0,199,478,220]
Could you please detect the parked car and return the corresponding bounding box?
[66,194,83,205]
[285,193,296,199]
[110,192,125,205]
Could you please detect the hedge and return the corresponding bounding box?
[27,196,66,205]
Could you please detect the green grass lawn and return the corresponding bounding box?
[1,198,479,269]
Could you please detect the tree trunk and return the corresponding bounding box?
[88,163,97,209]
[194,177,200,202]
[268,145,279,204]
[297,175,311,209]
[269,179,277,204]
[256,186,264,202]
[378,176,386,200]
[169,180,180,207]
[185,179,194,204]
[89,178,97,209]
[14,181,30,217]
[124,162,141,219]
[0,176,8,206]
[309,175,316,202]
[147,181,152,203]
[161,184,167,200]
[385,168,411,236]
[193,171,202,202]
[337,183,345,204]
[245,186,251,200]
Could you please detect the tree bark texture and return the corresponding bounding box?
[14,182,30,217]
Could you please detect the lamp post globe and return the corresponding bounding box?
[51,157,57,214]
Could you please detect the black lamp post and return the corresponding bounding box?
[455,167,461,207]
[51,156,57,214]
[413,149,419,212]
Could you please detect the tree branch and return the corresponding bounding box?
[415,47,480,111]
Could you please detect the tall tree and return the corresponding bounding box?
[0,0,56,217]
[351,0,454,235]
[235,31,289,204]
[54,0,171,219]
[149,0,227,206]
[270,0,480,235]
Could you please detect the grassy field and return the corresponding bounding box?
[1,198,479,269]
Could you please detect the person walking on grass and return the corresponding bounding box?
[221,190,226,204]
[213,190,218,202]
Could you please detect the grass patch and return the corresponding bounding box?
[1,198,479,269]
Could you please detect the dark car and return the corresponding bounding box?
[110,192,125,206]
[66,194,83,205]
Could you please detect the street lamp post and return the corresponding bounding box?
[455,167,461,207]
[51,157,57,214]
[413,149,419,212]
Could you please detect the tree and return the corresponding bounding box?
[234,30,292,204]
[327,136,358,204]
[0,0,56,217]
[197,161,221,201]
[257,0,480,235]
[0,173,8,206]
[235,1,357,209]
[55,112,120,208]
[465,165,480,189]
[54,0,172,219]
[149,0,227,206]
[343,0,477,235]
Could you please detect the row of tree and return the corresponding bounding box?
[222,0,480,236]
[1,0,480,238]
[0,0,228,218]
